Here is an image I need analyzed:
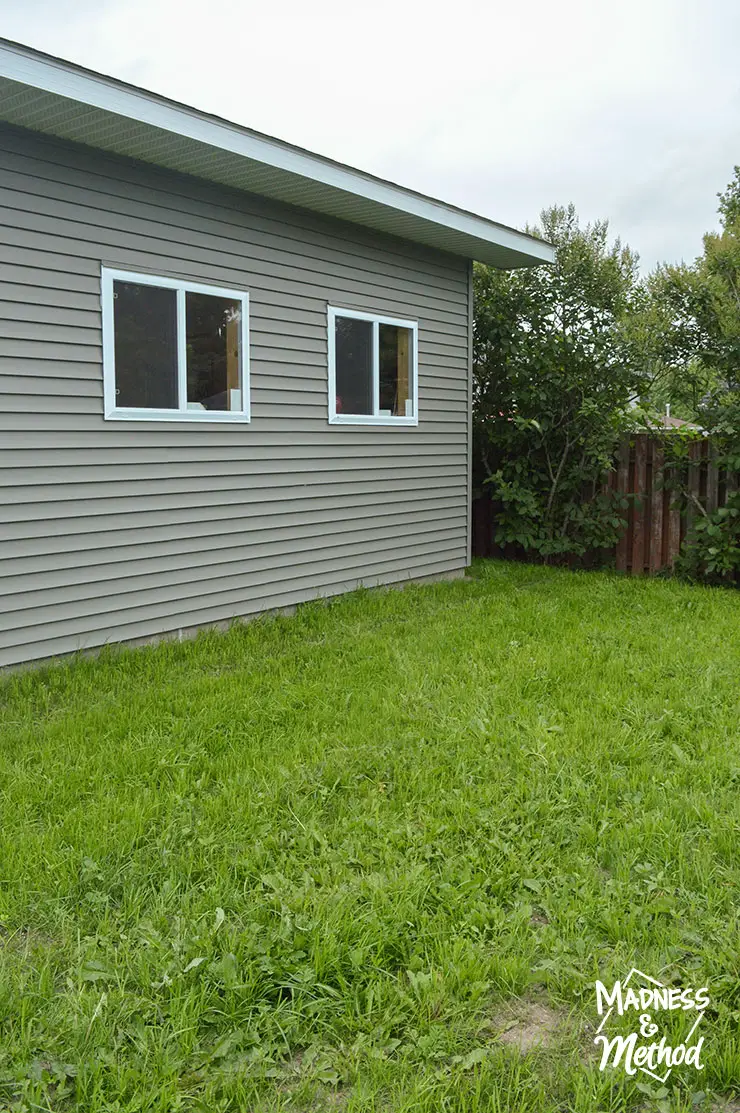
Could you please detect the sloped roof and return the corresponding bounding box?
[0,37,554,271]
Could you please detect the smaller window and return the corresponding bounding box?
[328,307,418,425]
[102,268,250,422]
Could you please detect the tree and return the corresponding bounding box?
[624,263,720,419]
[718,165,740,229]
[636,167,740,418]
[635,168,740,583]
[474,204,640,558]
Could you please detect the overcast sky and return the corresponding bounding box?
[2,0,738,271]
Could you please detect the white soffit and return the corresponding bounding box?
[0,38,555,270]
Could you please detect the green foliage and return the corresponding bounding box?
[473,204,640,557]
[717,165,740,230]
[634,169,740,415]
[675,492,740,583]
[1,568,740,1111]
[630,167,740,584]
[624,265,721,418]
[669,391,740,586]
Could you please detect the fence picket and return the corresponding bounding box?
[650,442,664,573]
[631,436,647,574]
[686,442,701,539]
[615,439,630,573]
[666,477,682,568]
[707,444,719,515]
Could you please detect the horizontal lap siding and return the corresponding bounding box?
[0,125,471,666]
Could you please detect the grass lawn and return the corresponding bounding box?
[1,561,739,1113]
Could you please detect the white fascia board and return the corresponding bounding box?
[0,39,555,267]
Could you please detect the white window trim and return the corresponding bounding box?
[101,267,250,422]
[327,306,419,427]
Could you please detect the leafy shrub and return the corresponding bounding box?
[671,393,740,586]
[473,205,640,559]
[675,494,740,583]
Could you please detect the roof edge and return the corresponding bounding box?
[0,37,555,267]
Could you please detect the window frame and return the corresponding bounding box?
[327,305,419,426]
[101,267,251,422]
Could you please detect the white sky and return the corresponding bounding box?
[2,0,739,270]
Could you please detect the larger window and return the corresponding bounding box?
[328,307,418,425]
[102,268,250,421]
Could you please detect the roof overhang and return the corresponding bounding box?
[0,38,554,270]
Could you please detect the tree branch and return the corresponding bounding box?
[545,437,572,524]
[686,487,709,519]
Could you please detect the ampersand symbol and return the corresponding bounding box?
[639,1013,658,1037]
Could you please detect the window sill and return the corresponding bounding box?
[329,414,418,427]
[104,409,251,423]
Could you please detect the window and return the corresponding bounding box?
[102,268,249,421]
[328,307,418,425]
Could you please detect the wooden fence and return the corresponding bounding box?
[613,434,735,574]
[472,433,737,575]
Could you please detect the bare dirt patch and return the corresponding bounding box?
[264,1052,349,1112]
[489,997,567,1053]
[0,925,56,953]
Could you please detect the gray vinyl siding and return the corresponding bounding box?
[0,124,472,667]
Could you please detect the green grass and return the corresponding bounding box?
[1,561,739,1113]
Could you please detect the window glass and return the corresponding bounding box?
[113,281,178,408]
[328,308,416,424]
[335,316,373,416]
[104,270,249,421]
[379,324,413,417]
[186,293,242,412]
